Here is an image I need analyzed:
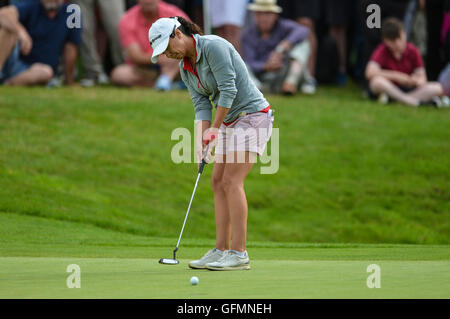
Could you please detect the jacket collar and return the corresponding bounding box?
[183,34,202,72]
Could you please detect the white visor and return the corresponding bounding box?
[149,17,181,64]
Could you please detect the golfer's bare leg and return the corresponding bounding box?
[0,27,17,69]
[408,82,443,102]
[369,75,419,106]
[110,64,156,87]
[211,155,231,251]
[223,151,255,253]
[5,63,53,86]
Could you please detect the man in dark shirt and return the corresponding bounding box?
[0,0,81,86]
[242,0,310,95]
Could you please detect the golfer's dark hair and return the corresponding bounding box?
[175,16,204,36]
[381,17,404,40]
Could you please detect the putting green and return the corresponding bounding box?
[0,214,448,298]
[1,250,449,298]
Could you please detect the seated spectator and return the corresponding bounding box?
[365,17,443,106]
[0,0,81,86]
[278,0,318,94]
[72,0,125,87]
[359,0,413,82]
[111,0,189,90]
[242,0,310,95]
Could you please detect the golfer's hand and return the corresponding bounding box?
[203,127,218,147]
[196,144,214,170]
[200,127,218,166]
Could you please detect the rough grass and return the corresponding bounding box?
[0,85,449,245]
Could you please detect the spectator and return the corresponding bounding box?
[436,3,450,106]
[278,0,319,94]
[425,0,447,80]
[365,18,443,106]
[437,64,450,106]
[323,0,354,86]
[242,0,310,95]
[438,64,450,97]
[126,0,186,10]
[125,0,136,9]
[9,0,38,4]
[359,0,413,79]
[208,0,248,54]
[72,0,125,87]
[0,0,81,86]
[111,0,189,89]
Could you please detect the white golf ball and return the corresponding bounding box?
[190,276,199,285]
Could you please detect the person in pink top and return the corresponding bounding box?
[111,0,189,90]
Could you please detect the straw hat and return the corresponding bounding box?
[248,0,282,13]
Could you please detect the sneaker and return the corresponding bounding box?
[432,96,450,108]
[206,250,250,271]
[188,248,226,269]
[337,72,347,86]
[442,96,450,108]
[377,92,389,104]
[98,72,110,85]
[155,74,172,91]
[80,72,110,87]
[80,78,96,87]
[46,76,63,89]
[301,76,317,95]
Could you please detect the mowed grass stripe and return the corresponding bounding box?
[1,213,449,260]
[0,257,449,298]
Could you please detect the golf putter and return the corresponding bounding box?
[159,143,211,265]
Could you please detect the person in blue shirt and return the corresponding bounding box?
[0,0,82,85]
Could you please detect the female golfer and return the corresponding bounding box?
[149,17,273,270]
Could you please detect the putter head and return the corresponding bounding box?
[159,258,179,265]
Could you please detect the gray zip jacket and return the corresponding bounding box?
[179,34,270,124]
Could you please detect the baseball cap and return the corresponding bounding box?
[148,17,181,63]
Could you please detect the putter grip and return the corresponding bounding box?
[198,144,210,174]
[198,159,207,174]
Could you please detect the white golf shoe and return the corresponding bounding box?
[206,250,250,271]
[188,248,226,269]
